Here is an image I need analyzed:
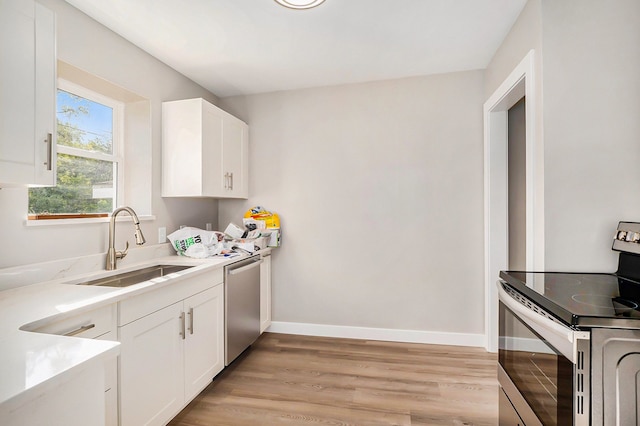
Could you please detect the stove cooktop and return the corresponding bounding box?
[499,271,640,329]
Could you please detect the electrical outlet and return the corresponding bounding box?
[205,223,212,231]
[158,227,167,243]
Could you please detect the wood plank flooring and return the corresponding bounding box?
[169,333,498,426]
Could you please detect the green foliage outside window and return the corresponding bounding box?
[28,154,114,215]
[29,91,116,216]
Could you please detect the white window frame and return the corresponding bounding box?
[54,79,125,212]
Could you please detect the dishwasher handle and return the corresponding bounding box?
[227,259,263,276]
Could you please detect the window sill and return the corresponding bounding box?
[24,215,156,227]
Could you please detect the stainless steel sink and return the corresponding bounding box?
[78,264,193,287]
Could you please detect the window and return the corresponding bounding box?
[29,80,124,219]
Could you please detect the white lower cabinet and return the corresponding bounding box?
[1,362,106,426]
[118,282,224,426]
[184,287,225,400]
[97,332,119,426]
[260,253,272,333]
[119,302,184,426]
[27,304,117,426]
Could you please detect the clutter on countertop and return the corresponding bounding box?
[223,222,246,240]
[167,227,225,258]
[168,206,281,259]
[243,206,281,248]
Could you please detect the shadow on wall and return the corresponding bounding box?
[162,198,219,232]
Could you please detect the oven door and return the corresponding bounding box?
[497,280,590,426]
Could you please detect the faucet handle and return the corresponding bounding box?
[116,241,129,260]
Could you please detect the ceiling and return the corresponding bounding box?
[64,0,528,98]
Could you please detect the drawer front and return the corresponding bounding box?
[33,304,116,338]
[118,269,223,326]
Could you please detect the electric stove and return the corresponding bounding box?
[499,271,640,329]
[497,221,640,425]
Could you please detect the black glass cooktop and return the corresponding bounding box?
[499,271,640,328]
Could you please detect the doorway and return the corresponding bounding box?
[508,97,526,270]
[483,50,542,352]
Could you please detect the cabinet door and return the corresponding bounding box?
[222,114,248,198]
[0,0,36,185]
[183,285,224,400]
[202,102,225,196]
[33,1,56,186]
[119,302,184,426]
[260,254,272,333]
[96,332,118,426]
[0,0,55,187]
[162,98,206,197]
[162,98,248,198]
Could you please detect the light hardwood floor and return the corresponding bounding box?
[169,332,498,426]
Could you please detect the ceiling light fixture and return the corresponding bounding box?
[274,0,326,10]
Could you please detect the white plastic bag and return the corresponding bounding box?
[167,227,224,258]
[183,243,222,259]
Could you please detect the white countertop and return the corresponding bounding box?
[0,244,264,411]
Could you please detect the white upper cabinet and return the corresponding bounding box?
[162,98,248,198]
[0,0,56,187]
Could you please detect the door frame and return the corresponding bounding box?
[483,50,544,352]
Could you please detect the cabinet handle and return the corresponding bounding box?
[188,307,194,335]
[227,259,263,275]
[63,323,95,337]
[223,172,234,190]
[44,133,53,170]
[179,312,186,339]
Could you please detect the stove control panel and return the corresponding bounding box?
[613,221,640,254]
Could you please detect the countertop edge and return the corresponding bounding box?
[0,251,264,408]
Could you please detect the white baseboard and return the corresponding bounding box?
[266,321,485,348]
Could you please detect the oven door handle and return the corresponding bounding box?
[497,280,572,339]
[497,280,583,362]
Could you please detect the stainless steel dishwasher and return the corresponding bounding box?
[224,254,262,365]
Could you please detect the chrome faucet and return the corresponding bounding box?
[106,206,146,270]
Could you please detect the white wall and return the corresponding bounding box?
[485,0,640,273]
[484,0,542,100]
[219,71,485,338]
[541,0,640,271]
[0,0,220,268]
